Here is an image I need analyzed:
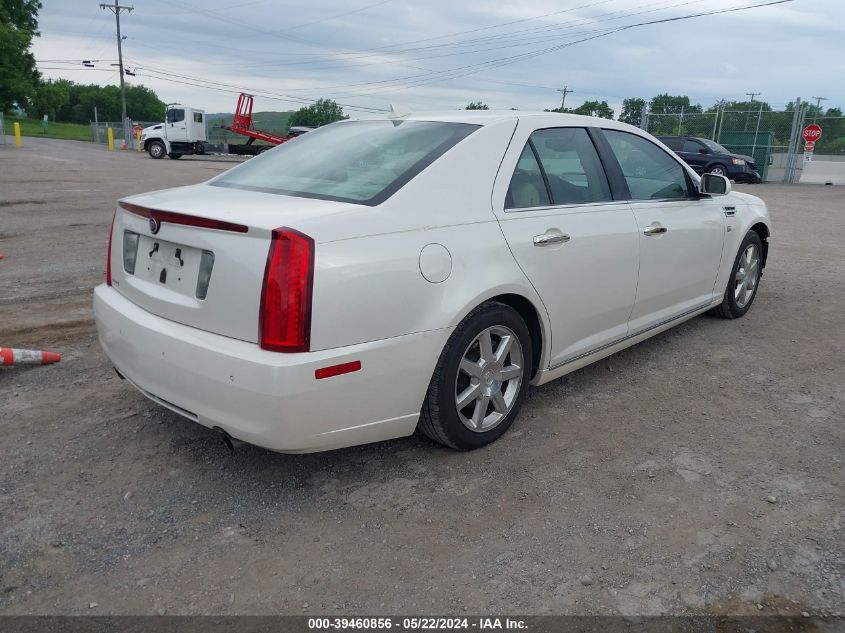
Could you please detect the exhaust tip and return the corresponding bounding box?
[213,427,243,451]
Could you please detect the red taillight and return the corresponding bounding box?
[259,228,314,352]
[106,213,115,286]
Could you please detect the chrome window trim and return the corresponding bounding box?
[503,199,629,214]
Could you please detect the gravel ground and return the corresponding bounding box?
[0,138,842,617]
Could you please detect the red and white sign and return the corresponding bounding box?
[802,123,823,143]
[804,141,816,152]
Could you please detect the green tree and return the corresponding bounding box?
[648,94,702,115]
[125,84,166,121]
[31,78,70,119]
[619,97,646,125]
[465,101,489,110]
[0,0,42,112]
[288,98,346,127]
[569,100,614,119]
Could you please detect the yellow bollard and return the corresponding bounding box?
[14,122,22,148]
[107,127,114,151]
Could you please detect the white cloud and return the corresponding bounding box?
[33,0,845,116]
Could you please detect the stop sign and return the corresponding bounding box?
[802,123,823,142]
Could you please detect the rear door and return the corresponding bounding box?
[680,138,708,174]
[600,129,725,332]
[493,121,640,369]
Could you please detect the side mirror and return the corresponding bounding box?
[698,147,711,154]
[699,173,731,196]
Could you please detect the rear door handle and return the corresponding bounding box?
[533,232,570,246]
[643,224,667,236]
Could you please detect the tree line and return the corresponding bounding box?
[466,95,844,152]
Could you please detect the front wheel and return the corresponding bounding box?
[711,231,763,319]
[708,164,729,178]
[419,302,532,450]
[147,140,165,159]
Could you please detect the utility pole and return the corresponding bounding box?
[811,96,828,121]
[100,1,133,123]
[556,86,574,111]
[745,92,760,103]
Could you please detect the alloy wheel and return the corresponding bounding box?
[734,244,760,308]
[454,325,524,432]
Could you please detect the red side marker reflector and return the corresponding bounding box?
[315,360,361,380]
[119,201,249,234]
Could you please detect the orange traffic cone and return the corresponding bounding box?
[0,348,62,366]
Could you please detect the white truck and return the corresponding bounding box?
[140,104,207,159]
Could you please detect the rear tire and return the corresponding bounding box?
[711,231,763,319]
[147,140,165,159]
[419,302,532,450]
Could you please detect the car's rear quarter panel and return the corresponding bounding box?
[308,118,549,355]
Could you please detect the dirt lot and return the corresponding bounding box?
[0,138,842,617]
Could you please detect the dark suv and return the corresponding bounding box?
[657,136,761,183]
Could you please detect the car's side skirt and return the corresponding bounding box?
[532,300,716,386]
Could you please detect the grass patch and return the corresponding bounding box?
[4,117,93,142]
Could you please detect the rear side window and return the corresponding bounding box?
[530,128,612,205]
[193,112,203,123]
[659,137,683,151]
[506,127,611,209]
[505,143,550,209]
[604,130,691,200]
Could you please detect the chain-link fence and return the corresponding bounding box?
[0,112,5,145]
[641,100,844,183]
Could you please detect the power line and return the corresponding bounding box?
[745,92,761,102]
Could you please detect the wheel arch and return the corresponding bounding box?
[453,291,547,380]
[749,221,770,268]
[144,137,167,151]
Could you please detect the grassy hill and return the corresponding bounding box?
[206,110,294,143]
[3,117,93,142]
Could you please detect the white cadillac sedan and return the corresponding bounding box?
[94,111,770,453]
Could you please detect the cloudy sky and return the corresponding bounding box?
[32,0,845,116]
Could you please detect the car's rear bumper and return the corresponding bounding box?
[94,285,450,452]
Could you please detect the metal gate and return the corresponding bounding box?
[641,99,819,183]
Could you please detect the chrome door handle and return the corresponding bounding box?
[643,224,667,236]
[533,232,570,246]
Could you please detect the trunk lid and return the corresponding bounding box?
[109,184,358,343]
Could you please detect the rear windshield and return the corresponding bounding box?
[211,120,479,206]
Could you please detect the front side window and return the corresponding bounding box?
[212,120,478,206]
[604,130,691,200]
[167,108,185,123]
[682,139,703,153]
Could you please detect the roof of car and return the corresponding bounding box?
[352,110,639,132]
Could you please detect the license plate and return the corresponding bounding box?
[136,235,204,296]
